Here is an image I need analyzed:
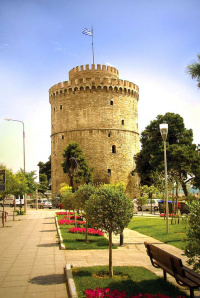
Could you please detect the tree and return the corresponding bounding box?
[187,54,200,88]
[62,142,93,188]
[185,200,200,272]
[75,184,96,241]
[38,156,51,189]
[85,185,133,277]
[134,113,200,196]
[38,173,49,195]
[0,164,16,197]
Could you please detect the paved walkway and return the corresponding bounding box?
[0,209,200,297]
[0,209,67,298]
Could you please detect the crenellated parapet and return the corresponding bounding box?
[69,64,119,80]
[49,64,139,101]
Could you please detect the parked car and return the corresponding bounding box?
[158,200,180,214]
[138,199,160,211]
[52,197,61,208]
[57,202,63,210]
[180,201,190,215]
[30,199,52,209]
[0,197,14,207]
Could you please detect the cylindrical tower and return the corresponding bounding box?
[49,64,140,197]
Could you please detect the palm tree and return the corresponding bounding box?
[187,54,200,88]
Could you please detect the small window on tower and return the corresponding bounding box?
[62,135,64,140]
[60,105,62,110]
[110,100,113,105]
[112,145,116,153]
[108,133,111,137]
[121,119,124,125]
[108,169,111,176]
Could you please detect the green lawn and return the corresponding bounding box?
[72,266,188,298]
[57,214,117,250]
[128,216,188,250]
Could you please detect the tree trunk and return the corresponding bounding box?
[181,181,188,197]
[85,217,88,242]
[109,231,113,277]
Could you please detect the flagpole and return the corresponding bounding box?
[92,26,94,64]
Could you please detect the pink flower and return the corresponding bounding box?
[85,288,186,298]
[68,227,104,236]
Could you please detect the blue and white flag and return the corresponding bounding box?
[82,28,92,36]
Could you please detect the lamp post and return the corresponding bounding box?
[159,123,169,234]
[5,118,27,213]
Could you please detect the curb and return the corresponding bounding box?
[65,264,78,298]
[55,216,65,250]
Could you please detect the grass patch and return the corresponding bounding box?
[72,266,188,297]
[128,217,187,250]
[56,214,117,250]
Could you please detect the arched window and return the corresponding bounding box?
[107,169,111,176]
[121,119,124,125]
[110,100,113,105]
[112,145,116,153]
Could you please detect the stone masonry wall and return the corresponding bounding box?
[49,64,140,198]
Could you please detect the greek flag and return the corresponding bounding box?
[82,28,92,36]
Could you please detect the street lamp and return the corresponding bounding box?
[159,123,169,234]
[5,118,27,213]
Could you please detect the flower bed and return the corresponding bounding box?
[68,227,104,236]
[160,214,179,218]
[85,288,185,298]
[58,219,85,225]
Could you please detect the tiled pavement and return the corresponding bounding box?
[0,209,67,298]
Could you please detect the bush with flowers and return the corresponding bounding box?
[85,288,186,298]
[68,227,104,236]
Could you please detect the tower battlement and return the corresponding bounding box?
[49,64,139,100]
[69,64,119,80]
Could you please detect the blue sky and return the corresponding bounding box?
[0,0,199,176]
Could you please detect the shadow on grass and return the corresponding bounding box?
[29,274,65,285]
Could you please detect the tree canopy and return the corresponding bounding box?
[38,156,51,189]
[62,142,93,188]
[187,54,200,88]
[134,112,200,196]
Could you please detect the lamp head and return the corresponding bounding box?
[159,123,168,141]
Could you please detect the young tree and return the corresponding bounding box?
[185,200,200,272]
[85,185,133,277]
[187,54,200,88]
[75,184,96,241]
[62,142,93,188]
[134,112,200,196]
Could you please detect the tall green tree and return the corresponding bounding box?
[85,185,133,277]
[38,156,51,189]
[134,113,200,196]
[62,142,93,188]
[187,54,200,88]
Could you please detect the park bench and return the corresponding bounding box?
[144,241,200,298]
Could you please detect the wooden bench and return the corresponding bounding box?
[144,241,200,298]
